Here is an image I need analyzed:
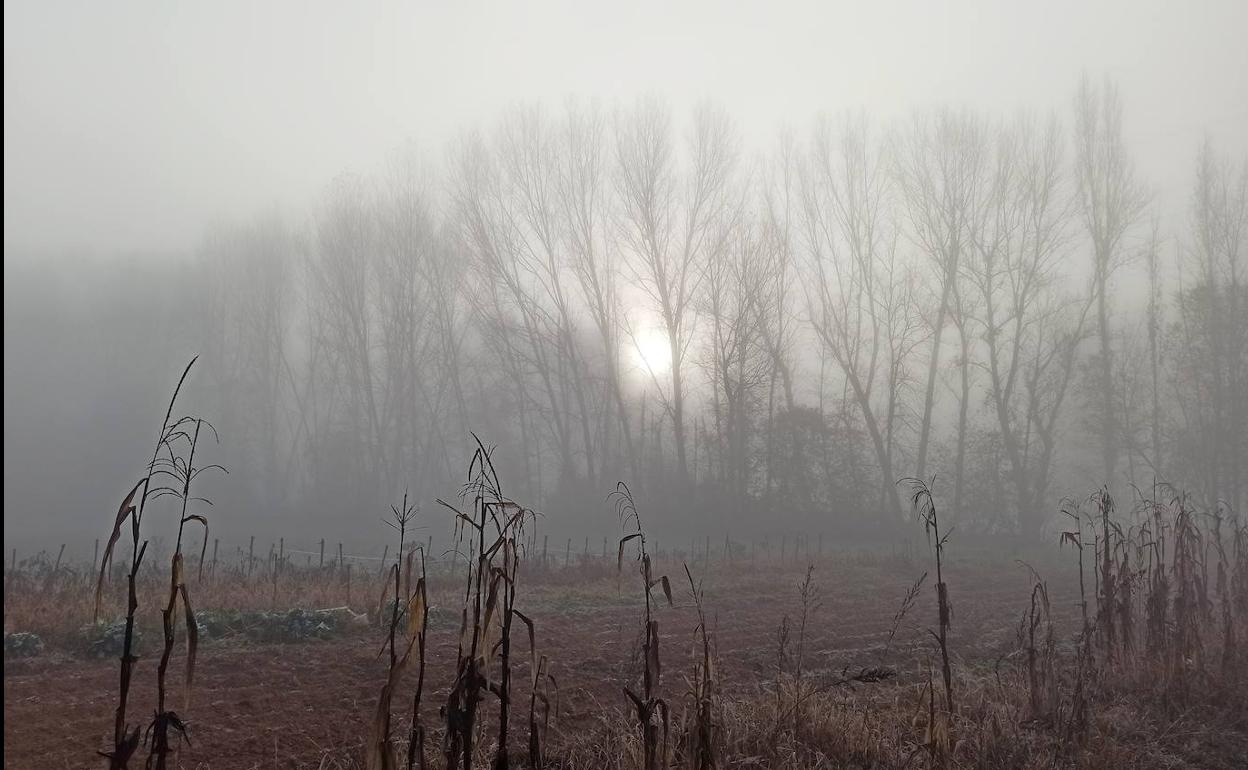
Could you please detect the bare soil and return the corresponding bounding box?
[4,554,1074,768]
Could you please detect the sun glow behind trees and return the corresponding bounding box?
[3,88,1243,550]
[630,326,673,378]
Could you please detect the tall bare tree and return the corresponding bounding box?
[375,146,445,496]
[306,173,388,505]
[197,211,295,509]
[896,108,990,483]
[615,98,739,483]
[1170,142,1247,513]
[557,101,638,482]
[966,116,1086,535]
[451,132,567,493]
[699,213,771,515]
[498,106,601,486]
[1073,76,1150,490]
[801,115,924,520]
[758,137,802,501]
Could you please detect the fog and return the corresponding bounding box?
[5,0,1247,560]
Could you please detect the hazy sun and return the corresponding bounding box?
[631,326,672,376]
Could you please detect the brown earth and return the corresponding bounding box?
[4,553,1076,769]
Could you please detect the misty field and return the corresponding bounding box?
[4,476,1247,769]
[5,76,1247,770]
[7,2,1248,768]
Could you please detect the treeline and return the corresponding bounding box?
[11,77,1242,545]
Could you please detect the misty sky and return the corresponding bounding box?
[5,0,1247,257]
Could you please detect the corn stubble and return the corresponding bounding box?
[78,412,1248,768]
[614,482,675,770]
[437,437,543,770]
[93,357,224,769]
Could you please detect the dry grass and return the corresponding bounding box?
[5,478,1247,768]
[550,657,1245,770]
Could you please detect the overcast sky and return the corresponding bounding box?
[5,0,1247,257]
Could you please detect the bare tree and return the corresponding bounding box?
[758,137,802,502]
[1170,141,1247,512]
[1118,217,1166,482]
[615,98,739,483]
[895,108,990,483]
[306,173,388,506]
[557,100,639,482]
[1073,75,1150,490]
[698,213,771,516]
[945,264,979,519]
[801,114,924,520]
[966,116,1086,535]
[452,129,577,490]
[375,145,445,497]
[197,211,295,510]
[1145,218,1164,481]
[499,106,602,487]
